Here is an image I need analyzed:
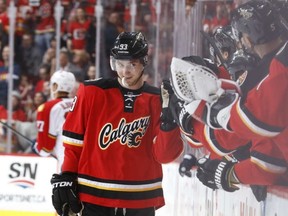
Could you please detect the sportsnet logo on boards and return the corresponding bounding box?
[8,162,38,189]
[98,116,150,150]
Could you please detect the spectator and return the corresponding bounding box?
[17,33,42,80]
[85,17,96,62]
[0,0,8,33]
[34,63,51,93]
[42,80,51,100]
[86,65,96,80]
[17,73,34,109]
[26,91,47,122]
[0,91,27,152]
[68,49,90,82]
[0,90,26,121]
[104,11,122,77]
[210,3,230,33]
[42,47,56,69]
[0,46,21,107]
[32,0,55,57]
[58,49,73,71]
[67,7,91,52]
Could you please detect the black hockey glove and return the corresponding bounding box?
[50,172,82,216]
[179,154,197,177]
[169,94,194,135]
[160,80,178,131]
[196,156,239,192]
[250,185,267,202]
[228,143,251,162]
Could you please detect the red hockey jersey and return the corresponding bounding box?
[229,42,288,184]
[189,42,288,185]
[61,78,183,209]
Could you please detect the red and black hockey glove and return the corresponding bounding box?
[196,156,239,192]
[50,172,82,215]
[178,154,197,177]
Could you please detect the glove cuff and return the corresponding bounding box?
[214,161,239,192]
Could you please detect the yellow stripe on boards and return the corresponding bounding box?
[0,211,56,216]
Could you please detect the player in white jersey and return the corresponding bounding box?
[33,70,76,170]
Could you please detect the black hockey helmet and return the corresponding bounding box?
[213,26,237,54]
[110,31,148,66]
[231,0,281,45]
[227,50,259,81]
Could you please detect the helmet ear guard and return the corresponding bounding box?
[110,56,117,71]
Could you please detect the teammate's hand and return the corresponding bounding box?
[50,172,82,215]
[196,156,239,192]
[160,80,177,131]
[165,93,194,135]
[179,154,197,177]
[182,92,239,131]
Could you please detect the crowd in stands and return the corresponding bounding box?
[0,0,239,152]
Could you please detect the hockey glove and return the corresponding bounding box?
[183,92,239,131]
[250,185,267,202]
[168,93,194,135]
[50,172,82,215]
[181,55,219,75]
[179,154,197,177]
[160,80,178,131]
[196,156,239,192]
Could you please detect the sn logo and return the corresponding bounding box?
[9,162,38,180]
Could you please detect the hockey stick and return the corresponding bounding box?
[0,120,34,145]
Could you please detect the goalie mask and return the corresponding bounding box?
[110,31,148,71]
[231,0,281,45]
[50,70,76,99]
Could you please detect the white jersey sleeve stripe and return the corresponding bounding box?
[235,100,281,137]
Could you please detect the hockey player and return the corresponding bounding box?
[178,25,258,177]
[172,0,288,191]
[50,32,184,216]
[33,70,76,170]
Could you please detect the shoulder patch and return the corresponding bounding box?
[236,71,248,86]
